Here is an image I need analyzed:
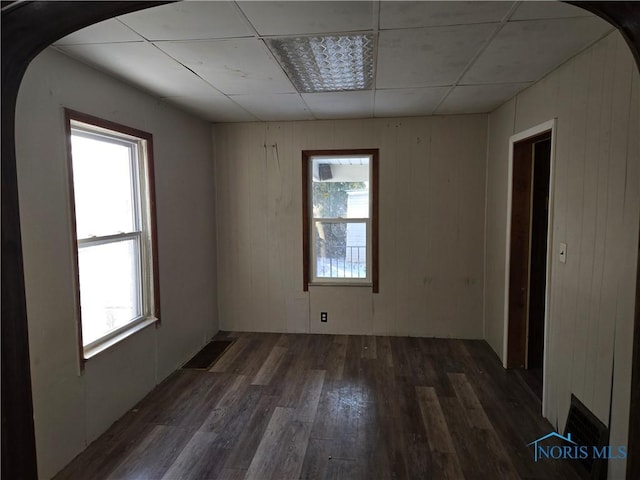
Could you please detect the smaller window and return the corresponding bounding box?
[302,149,378,292]
[65,110,160,362]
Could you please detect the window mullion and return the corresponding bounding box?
[78,231,141,247]
[313,217,369,223]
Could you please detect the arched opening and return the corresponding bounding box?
[3,2,639,478]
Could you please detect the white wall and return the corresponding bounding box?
[15,48,219,479]
[213,115,487,338]
[484,31,639,478]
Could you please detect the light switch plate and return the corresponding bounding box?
[559,242,567,264]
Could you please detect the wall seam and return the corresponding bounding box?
[482,114,491,341]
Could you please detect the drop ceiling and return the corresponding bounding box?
[52,1,613,123]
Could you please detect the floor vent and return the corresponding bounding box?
[564,394,609,480]
[182,339,234,370]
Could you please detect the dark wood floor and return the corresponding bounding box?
[55,332,581,480]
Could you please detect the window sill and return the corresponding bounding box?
[83,316,158,361]
[308,282,372,288]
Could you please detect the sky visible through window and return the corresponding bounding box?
[71,133,141,345]
[71,135,135,238]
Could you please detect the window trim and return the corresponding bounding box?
[64,109,160,367]
[302,149,379,293]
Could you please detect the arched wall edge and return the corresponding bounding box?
[1,2,638,478]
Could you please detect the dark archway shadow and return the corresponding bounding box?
[2,2,639,478]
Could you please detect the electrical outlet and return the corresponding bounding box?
[320,312,328,322]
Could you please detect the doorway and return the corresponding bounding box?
[505,122,555,404]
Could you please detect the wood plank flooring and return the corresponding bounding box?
[54,333,582,480]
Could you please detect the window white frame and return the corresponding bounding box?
[309,155,373,285]
[65,109,160,364]
[302,149,379,292]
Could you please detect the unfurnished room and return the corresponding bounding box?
[2,1,640,479]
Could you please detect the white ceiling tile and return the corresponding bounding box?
[162,95,258,123]
[55,42,217,98]
[53,19,144,45]
[436,83,531,114]
[302,91,373,119]
[380,1,514,29]
[374,87,448,117]
[237,1,373,36]
[230,93,314,121]
[154,38,296,95]
[511,1,594,21]
[50,2,615,123]
[461,17,612,84]
[377,23,498,88]
[119,2,253,41]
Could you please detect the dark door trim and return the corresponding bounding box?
[505,121,555,423]
[1,2,639,479]
[506,128,553,372]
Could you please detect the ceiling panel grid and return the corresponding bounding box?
[52,1,613,122]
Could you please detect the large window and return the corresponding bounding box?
[65,110,159,361]
[302,149,378,291]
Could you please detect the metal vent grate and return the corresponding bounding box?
[564,394,609,479]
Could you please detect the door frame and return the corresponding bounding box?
[503,119,557,417]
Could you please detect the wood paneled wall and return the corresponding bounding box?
[484,31,639,479]
[15,49,219,479]
[213,115,487,338]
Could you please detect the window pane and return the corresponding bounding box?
[314,221,367,278]
[78,239,141,345]
[71,133,137,238]
[312,158,369,218]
